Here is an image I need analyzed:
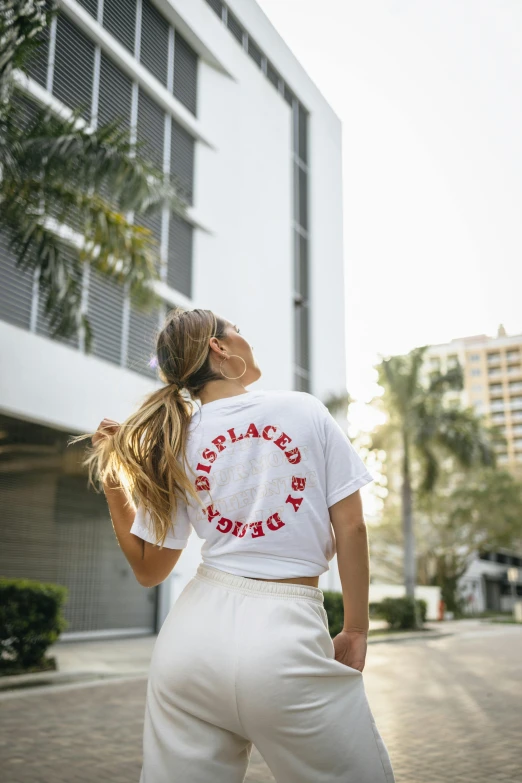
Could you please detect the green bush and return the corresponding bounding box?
[0,578,69,673]
[369,601,385,618]
[378,596,427,630]
[323,590,344,637]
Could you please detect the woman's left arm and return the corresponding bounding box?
[95,420,183,587]
[104,479,183,587]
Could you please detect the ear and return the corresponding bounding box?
[208,336,225,356]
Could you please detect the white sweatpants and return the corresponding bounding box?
[139,563,395,783]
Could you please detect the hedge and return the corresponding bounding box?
[378,596,427,630]
[322,592,428,635]
[0,578,69,674]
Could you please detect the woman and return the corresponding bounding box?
[87,307,395,783]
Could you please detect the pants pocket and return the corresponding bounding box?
[315,604,363,676]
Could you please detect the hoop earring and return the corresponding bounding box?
[220,354,247,380]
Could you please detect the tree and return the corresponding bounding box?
[0,0,184,345]
[368,345,505,611]
[415,463,522,612]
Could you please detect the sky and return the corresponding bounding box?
[257,0,521,425]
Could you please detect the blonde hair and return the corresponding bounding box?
[79,307,228,547]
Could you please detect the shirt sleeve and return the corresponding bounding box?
[317,401,374,508]
[130,499,192,549]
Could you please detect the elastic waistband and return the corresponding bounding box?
[194,564,324,605]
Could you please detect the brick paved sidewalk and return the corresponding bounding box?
[1,622,521,782]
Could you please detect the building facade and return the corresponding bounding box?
[420,325,522,479]
[458,549,522,614]
[0,0,345,636]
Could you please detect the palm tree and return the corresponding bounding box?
[0,0,184,345]
[368,345,504,607]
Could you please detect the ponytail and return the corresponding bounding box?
[77,308,228,547]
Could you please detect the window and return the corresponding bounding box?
[284,84,295,106]
[167,215,193,297]
[205,0,223,17]
[0,231,34,331]
[127,300,160,378]
[298,104,308,164]
[77,0,97,17]
[136,87,165,170]
[227,11,244,44]
[87,272,125,366]
[247,36,263,68]
[103,0,136,53]
[97,53,133,133]
[174,32,198,115]
[266,61,281,90]
[22,18,49,87]
[171,120,195,205]
[53,14,95,120]
[35,249,81,350]
[140,0,169,87]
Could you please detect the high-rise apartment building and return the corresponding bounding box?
[420,325,522,478]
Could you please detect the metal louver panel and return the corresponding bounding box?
[23,20,49,87]
[0,232,34,331]
[266,60,281,90]
[167,214,192,297]
[11,91,39,130]
[227,10,244,45]
[140,0,169,87]
[295,302,310,370]
[298,166,308,229]
[247,36,263,68]
[0,471,60,584]
[127,302,160,378]
[136,210,162,246]
[298,104,308,164]
[102,0,136,53]
[0,415,157,636]
[76,0,97,17]
[299,234,309,300]
[136,87,165,170]
[205,0,223,17]
[283,84,295,107]
[171,120,195,205]
[53,14,95,120]
[173,32,198,116]
[87,271,125,365]
[135,210,163,274]
[35,248,82,349]
[97,52,133,132]
[55,475,156,632]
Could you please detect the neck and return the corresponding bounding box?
[198,380,249,407]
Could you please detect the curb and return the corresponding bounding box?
[0,669,149,693]
[367,630,453,645]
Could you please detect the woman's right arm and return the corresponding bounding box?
[329,489,370,671]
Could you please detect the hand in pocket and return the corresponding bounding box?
[332,629,367,672]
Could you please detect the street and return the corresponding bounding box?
[1,622,521,783]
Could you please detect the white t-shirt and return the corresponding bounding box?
[130,389,374,579]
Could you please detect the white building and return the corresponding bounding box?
[0,0,345,637]
[458,549,522,614]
